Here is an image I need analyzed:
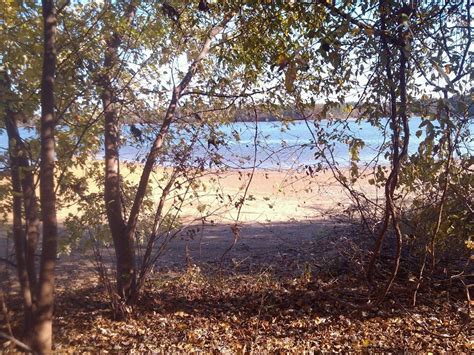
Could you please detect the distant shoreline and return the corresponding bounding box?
[15,113,457,129]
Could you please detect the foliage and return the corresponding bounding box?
[0,0,472,351]
[406,169,473,252]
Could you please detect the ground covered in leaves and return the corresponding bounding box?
[1,223,472,353]
[48,266,470,353]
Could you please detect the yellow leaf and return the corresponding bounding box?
[197,204,206,213]
[277,53,288,67]
[174,311,188,317]
[364,27,375,36]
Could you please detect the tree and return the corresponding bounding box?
[100,0,138,305]
[91,0,337,306]
[1,0,59,351]
[102,4,233,304]
[1,71,40,347]
[297,0,472,299]
[32,0,59,351]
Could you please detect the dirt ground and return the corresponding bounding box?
[0,169,471,352]
[2,167,362,288]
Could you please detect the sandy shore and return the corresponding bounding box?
[0,160,380,224]
[0,162,380,292]
[55,161,380,225]
[0,159,384,247]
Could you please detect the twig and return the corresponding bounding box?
[219,100,259,263]
[412,246,428,307]
[0,331,34,353]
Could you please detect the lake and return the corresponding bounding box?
[1,117,472,170]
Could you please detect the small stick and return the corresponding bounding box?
[0,331,34,353]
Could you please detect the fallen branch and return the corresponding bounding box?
[0,331,34,353]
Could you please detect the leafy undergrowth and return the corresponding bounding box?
[43,265,471,353]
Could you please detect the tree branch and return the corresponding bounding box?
[125,16,232,240]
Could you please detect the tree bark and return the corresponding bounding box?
[366,1,411,300]
[100,3,137,301]
[21,152,40,298]
[366,0,399,284]
[1,70,38,338]
[4,110,35,335]
[379,27,410,299]
[32,0,58,352]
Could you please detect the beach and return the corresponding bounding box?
[0,160,383,292]
[55,161,379,225]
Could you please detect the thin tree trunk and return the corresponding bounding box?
[429,90,452,269]
[125,21,229,264]
[6,114,39,300]
[366,0,399,284]
[133,173,176,300]
[379,30,410,300]
[100,3,137,300]
[4,110,34,335]
[1,71,37,337]
[21,155,40,297]
[32,0,58,352]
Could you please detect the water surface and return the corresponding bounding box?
[1,117,472,170]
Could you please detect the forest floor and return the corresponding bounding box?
[1,218,472,352]
[0,169,472,352]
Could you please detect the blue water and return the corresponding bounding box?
[1,117,472,170]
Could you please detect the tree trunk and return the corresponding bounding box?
[101,4,137,301]
[31,0,58,352]
[379,24,410,299]
[4,110,35,335]
[21,153,40,298]
[366,0,399,284]
[125,19,229,255]
[102,79,135,300]
[2,70,39,342]
[124,20,230,303]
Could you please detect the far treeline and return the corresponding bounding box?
[232,94,474,122]
[16,94,474,125]
[0,0,472,353]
